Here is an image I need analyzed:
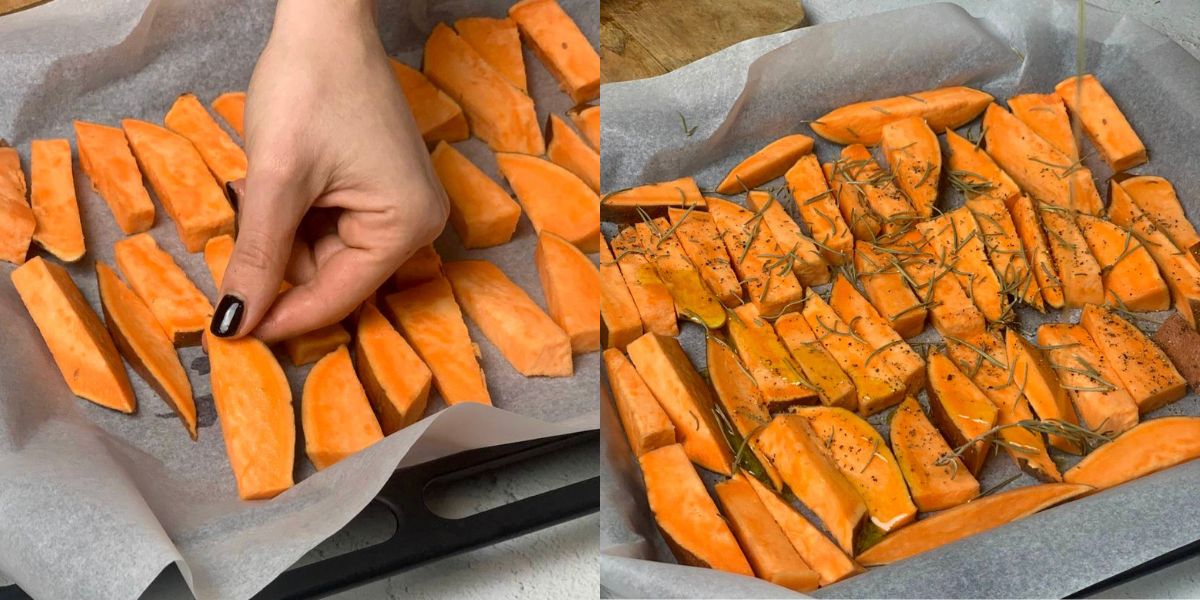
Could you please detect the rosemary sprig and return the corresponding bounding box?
[864,339,904,366]
[678,111,698,137]
[944,335,1006,368]
[860,437,883,473]
[902,93,927,104]
[653,202,696,248]
[936,418,1112,473]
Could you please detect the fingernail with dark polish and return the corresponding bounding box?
[211,295,245,337]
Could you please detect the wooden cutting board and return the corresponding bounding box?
[0,0,48,16]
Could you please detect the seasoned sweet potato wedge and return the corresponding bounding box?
[74,120,155,234]
[454,17,526,92]
[715,474,821,593]
[1065,417,1200,490]
[356,302,432,434]
[302,345,384,470]
[1120,175,1200,262]
[917,208,1007,322]
[880,116,940,217]
[29,139,85,262]
[886,229,987,339]
[495,152,599,252]
[546,114,599,192]
[389,59,469,145]
[772,312,857,411]
[890,396,979,512]
[164,93,247,186]
[602,176,702,209]
[609,227,677,337]
[599,237,644,349]
[853,241,926,338]
[966,195,1043,310]
[810,86,992,145]
[1039,206,1104,308]
[1007,93,1078,160]
[0,142,34,265]
[716,134,814,194]
[944,129,1021,203]
[1005,329,1082,454]
[1080,304,1186,414]
[1076,214,1169,312]
[744,190,828,286]
[636,218,725,329]
[1036,323,1138,436]
[829,276,924,391]
[925,351,997,475]
[705,334,781,489]
[798,294,905,416]
[706,196,806,317]
[1055,74,1146,172]
[826,160,882,242]
[536,232,601,353]
[430,141,521,249]
[666,208,742,305]
[210,92,245,138]
[838,145,917,236]
[785,154,853,265]
[509,0,599,104]
[1008,194,1066,309]
[604,348,675,457]
[569,104,599,151]
[114,233,213,347]
[727,304,818,410]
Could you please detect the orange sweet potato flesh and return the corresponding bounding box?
[602,176,703,209]
[389,59,469,145]
[569,104,599,151]
[115,233,213,347]
[967,195,1043,310]
[536,231,601,353]
[727,304,818,410]
[881,116,940,218]
[430,142,522,249]
[0,142,35,265]
[210,92,245,138]
[925,351,997,475]
[856,483,1092,566]
[509,0,600,104]
[393,245,443,289]
[97,262,195,437]
[454,17,527,92]
[853,241,926,338]
[546,114,599,192]
[771,312,857,412]
[164,93,247,186]
[667,208,742,306]
[599,238,643,350]
[495,152,599,252]
[424,23,543,154]
[828,157,883,244]
[74,120,155,234]
[944,129,1021,203]
[206,331,295,500]
[356,302,432,434]
[1081,304,1186,415]
[123,119,234,252]
[829,276,924,391]
[810,86,992,145]
[1076,214,1169,312]
[917,208,1007,322]
[1065,417,1200,490]
[604,348,675,456]
[384,276,492,406]
[203,234,235,288]
[705,334,781,489]
[1006,329,1082,454]
[744,190,829,286]
[786,154,853,265]
[757,415,868,554]
[994,389,1064,483]
[838,145,916,236]
[639,444,752,576]
[609,227,677,337]
[1121,176,1200,261]
[890,396,979,513]
[628,333,733,474]
[715,474,820,592]
[29,139,85,262]
[1007,93,1079,160]
[1056,74,1147,172]
[1037,323,1139,436]
[799,294,905,416]
[1040,207,1104,308]
[706,196,806,317]
[302,345,384,470]
[716,134,815,194]
[444,260,572,377]
[887,230,986,339]
[1009,194,1066,309]
[12,257,136,413]
[284,324,351,366]
[636,218,725,329]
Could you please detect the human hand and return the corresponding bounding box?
[210,0,448,343]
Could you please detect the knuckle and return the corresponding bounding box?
[232,231,279,271]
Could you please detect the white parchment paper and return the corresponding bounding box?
[0,1,598,599]
[600,1,1200,597]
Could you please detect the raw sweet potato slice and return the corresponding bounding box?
[797,294,905,416]
[388,59,469,145]
[639,444,752,576]
[601,176,703,209]
[444,260,572,377]
[706,196,805,317]
[856,483,1092,566]
[636,218,725,329]
[757,415,867,554]
[536,231,601,353]
[609,227,677,337]
[1055,74,1147,172]
[667,208,741,305]
[123,119,234,252]
[727,304,818,410]
[454,17,527,92]
[880,116,940,217]
[771,312,857,411]
[202,234,235,288]
[430,142,522,249]
[604,348,675,456]
[546,114,599,192]
[1080,304,1186,414]
[569,104,599,151]
[829,276,924,390]
[1039,206,1104,308]
[1009,194,1066,309]
[495,152,599,252]
[838,145,917,236]
[745,190,829,286]
[1120,175,1200,261]
[1153,313,1200,392]
[810,86,992,145]
[1007,93,1079,160]
[423,23,543,154]
[114,233,213,347]
[785,154,852,265]
[627,333,733,475]
[890,396,979,513]
[1036,323,1138,436]
[29,139,85,262]
[966,195,1043,310]
[509,0,600,104]
[853,241,926,338]
[205,331,295,500]
[283,324,351,366]
[599,238,643,349]
[715,134,815,194]
[96,262,195,437]
[74,120,155,234]
[1076,214,1169,312]
[12,257,136,413]
[210,92,245,138]
[886,230,986,339]
[302,345,384,470]
[356,302,432,434]
[925,351,997,475]
[825,160,881,242]
[1006,329,1082,454]
[797,406,917,534]
[1065,417,1200,490]
[994,390,1064,482]
[981,104,1103,215]
[917,208,1008,322]
[715,474,821,593]
[705,334,781,489]
[164,93,247,186]
[393,245,443,289]
[944,129,1021,203]
[384,276,492,406]
[0,142,34,265]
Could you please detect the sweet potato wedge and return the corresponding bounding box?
[829,276,924,391]
[925,351,998,475]
[536,232,601,353]
[430,141,521,248]
[887,230,987,339]
[856,483,1092,566]
[715,474,821,593]
[74,120,155,234]
[12,257,136,413]
[880,116,940,217]
[601,176,703,209]
[569,104,599,151]
[1039,206,1104,308]
[744,190,829,286]
[636,218,725,329]
[384,276,492,406]
[1008,194,1066,309]
[1036,323,1139,436]
[1006,329,1082,454]
[509,0,599,104]
[810,86,992,145]
[705,334,781,489]
[994,390,1063,482]
[206,331,294,500]
[283,324,351,366]
[826,159,882,242]
[392,245,443,289]
[639,444,752,576]
[202,234,235,288]
[546,114,599,192]
[164,93,247,186]
[0,142,34,265]
[1007,93,1078,160]
[302,345,384,470]
[917,208,1007,322]
[1120,175,1200,262]
[122,119,234,252]
[355,302,432,434]
[785,154,853,265]
[609,227,677,337]
[495,152,599,252]
[29,139,85,262]
[604,348,675,456]
[1081,304,1186,414]
[424,23,543,154]
[838,145,917,236]
[944,129,1021,203]
[716,134,815,194]
[627,333,733,475]
[852,241,926,338]
[966,195,1043,310]
[797,294,905,416]
[1076,214,1169,312]
[666,208,742,305]
[727,304,818,410]
[1065,417,1200,490]
[1055,74,1146,172]
[114,233,213,347]
[1152,313,1200,393]
[890,396,979,512]
[454,17,527,92]
[210,91,245,137]
[706,196,805,317]
[388,59,469,145]
[771,312,857,411]
[599,237,643,350]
